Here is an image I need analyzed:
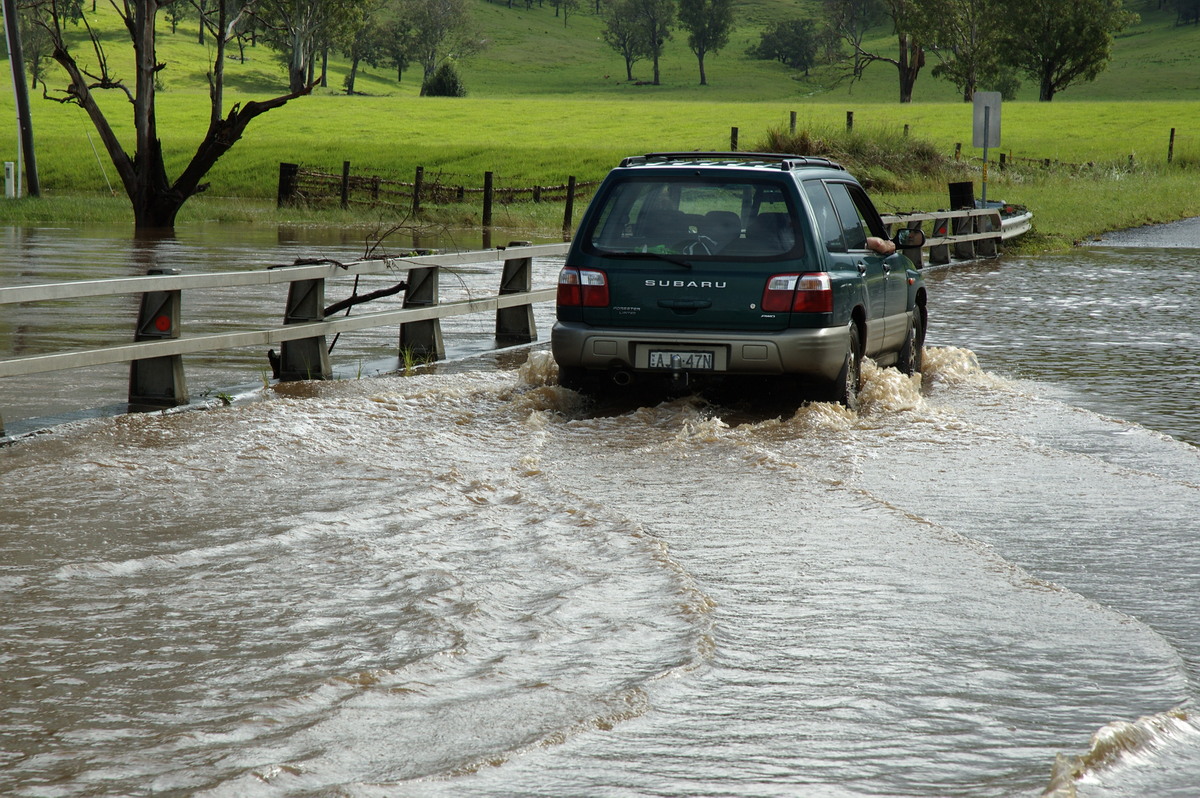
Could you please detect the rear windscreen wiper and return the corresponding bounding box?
[604,250,693,268]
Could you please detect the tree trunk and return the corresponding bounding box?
[346,54,360,94]
[1039,70,1055,100]
[46,0,310,231]
[697,53,707,85]
[896,33,924,103]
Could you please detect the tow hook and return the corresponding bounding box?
[669,354,689,391]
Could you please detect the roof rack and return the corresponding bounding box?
[618,152,845,171]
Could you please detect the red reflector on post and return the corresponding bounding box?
[154,315,172,332]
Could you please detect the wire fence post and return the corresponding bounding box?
[563,176,577,238]
[277,162,299,207]
[412,166,424,217]
[483,171,494,229]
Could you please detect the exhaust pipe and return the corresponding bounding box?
[611,369,634,386]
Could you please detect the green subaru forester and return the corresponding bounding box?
[552,152,928,409]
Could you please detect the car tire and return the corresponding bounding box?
[833,323,862,411]
[558,365,588,391]
[558,365,606,395]
[897,310,924,376]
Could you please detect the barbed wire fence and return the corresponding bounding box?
[277,162,601,234]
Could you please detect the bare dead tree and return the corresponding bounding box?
[36,0,312,230]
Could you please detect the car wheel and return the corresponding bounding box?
[897,310,924,375]
[833,323,862,411]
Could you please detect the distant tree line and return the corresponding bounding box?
[0,0,1176,232]
[747,0,1143,103]
[17,0,483,98]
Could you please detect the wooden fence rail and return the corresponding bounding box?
[881,207,1009,266]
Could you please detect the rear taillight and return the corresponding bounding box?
[557,267,609,308]
[762,273,832,313]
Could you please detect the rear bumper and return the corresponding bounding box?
[551,321,849,382]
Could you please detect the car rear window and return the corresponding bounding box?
[584,176,803,259]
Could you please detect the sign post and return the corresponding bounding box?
[972,92,1002,204]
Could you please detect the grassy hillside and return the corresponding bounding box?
[16,0,1200,102]
[0,0,1197,249]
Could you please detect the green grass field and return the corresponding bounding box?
[0,0,1197,250]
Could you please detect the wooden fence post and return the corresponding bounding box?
[1168,128,1176,163]
[340,160,351,209]
[846,111,853,131]
[277,162,299,208]
[563,176,577,237]
[483,171,494,228]
[412,166,424,216]
[731,127,738,151]
[790,111,797,134]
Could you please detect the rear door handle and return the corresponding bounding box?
[658,299,712,310]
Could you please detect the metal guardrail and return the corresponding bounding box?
[882,207,1006,267]
[0,209,1015,430]
[0,243,571,423]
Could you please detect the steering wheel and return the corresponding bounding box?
[672,236,717,255]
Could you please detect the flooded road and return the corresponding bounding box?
[1,223,1199,797]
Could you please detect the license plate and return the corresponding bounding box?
[647,350,714,370]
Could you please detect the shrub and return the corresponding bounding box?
[421,63,467,97]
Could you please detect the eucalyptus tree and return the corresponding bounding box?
[747,18,819,76]
[823,0,884,84]
[871,0,924,102]
[601,0,647,81]
[395,0,483,86]
[911,0,1008,100]
[997,0,1137,100]
[31,0,312,230]
[630,0,674,85]
[549,0,579,25]
[252,0,365,93]
[341,0,389,93]
[677,0,733,85]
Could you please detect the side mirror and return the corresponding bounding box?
[893,227,926,249]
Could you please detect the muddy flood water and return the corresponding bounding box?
[1,220,1199,797]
